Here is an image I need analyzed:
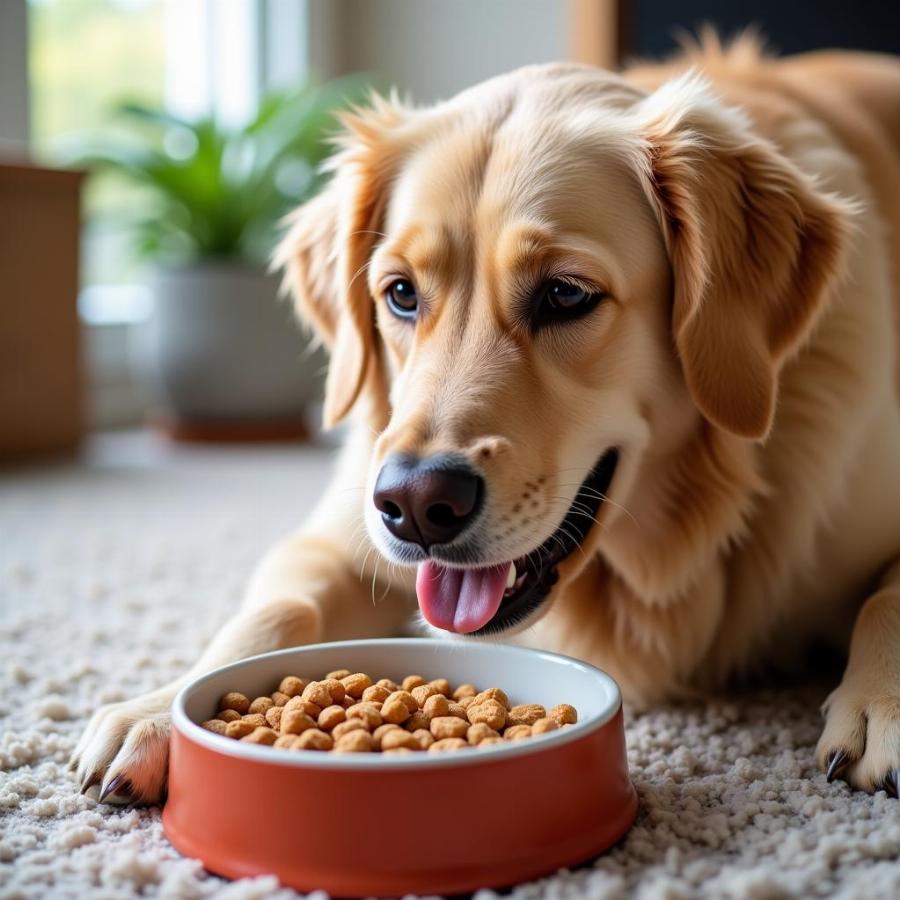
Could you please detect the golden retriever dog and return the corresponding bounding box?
[73,37,900,805]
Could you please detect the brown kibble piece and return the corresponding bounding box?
[410,684,439,707]
[219,692,250,715]
[452,683,477,700]
[467,699,507,730]
[201,719,228,735]
[386,691,418,713]
[429,678,452,697]
[532,717,558,735]
[381,729,418,750]
[340,694,356,709]
[295,729,333,751]
[549,703,578,726]
[447,702,469,719]
[225,719,256,739]
[467,723,500,745]
[334,730,374,753]
[384,747,414,755]
[278,676,306,697]
[429,738,468,752]
[341,673,372,698]
[347,703,382,730]
[326,669,351,681]
[480,736,503,747]
[321,678,346,703]
[270,691,290,707]
[362,684,391,704]
[423,694,450,719]
[404,711,430,732]
[284,696,321,718]
[301,680,332,708]
[332,719,368,740]
[216,709,241,723]
[381,699,412,724]
[411,728,434,750]
[401,675,426,692]
[430,716,469,740]
[318,705,346,732]
[508,703,546,726]
[274,734,299,749]
[504,724,532,740]
[473,688,510,709]
[241,713,267,729]
[265,706,284,730]
[242,726,278,745]
[280,710,317,735]
[372,723,402,748]
[459,697,475,710]
[377,678,401,693]
[248,696,274,715]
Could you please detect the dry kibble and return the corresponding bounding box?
[248,696,274,716]
[332,718,368,740]
[347,703,382,730]
[280,710,317,735]
[429,738,468,752]
[467,723,500,745]
[473,688,510,709]
[219,692,250,715]
[362,684,391,704]
[453,684,477,700]
[242,726,278,745]
[532,717,558,735]
[404,711,430,732]
[301,680,333,708]
[341,673,372,698]
[201,719,228,735]
[207,668,577,755]
[380,729,418,751]
[334,730,374,753]
[508,703,546,726]
[549,704,578,726]
[381,699,412,724]
[430,716,469,740]
[318,705,346,732]
[504,724,533,740]
[278,676,306,698]
[295,729,333,751]
[372,723,402,749]
[423,694,450,719]
[410,684,439,707]
[467,699,507,731]
[321,678,346,703]
[225,719,256,739]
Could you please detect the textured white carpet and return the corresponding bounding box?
[2,432,899,900]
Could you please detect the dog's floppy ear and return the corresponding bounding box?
[635,73,852,439]
[275,95,409,429]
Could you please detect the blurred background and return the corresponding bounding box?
[1,0,898,460]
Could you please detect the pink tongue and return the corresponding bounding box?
[416,561,509,633]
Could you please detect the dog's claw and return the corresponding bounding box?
[881,770,899,799]
[99,774,131,803]
[825,748,851,783]
[79,771,101,795]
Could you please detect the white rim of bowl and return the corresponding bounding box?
[171,638,623,770]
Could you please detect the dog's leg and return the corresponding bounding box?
[71,502,414,805]
[816,557,900,794]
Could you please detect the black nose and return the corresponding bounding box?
[373,454,483,549]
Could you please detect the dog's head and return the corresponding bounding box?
[278,65,848,636]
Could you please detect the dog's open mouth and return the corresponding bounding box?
[415,449,619,635]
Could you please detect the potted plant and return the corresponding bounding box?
[73,77,367,440]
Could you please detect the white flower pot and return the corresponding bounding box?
[143,262,322,438]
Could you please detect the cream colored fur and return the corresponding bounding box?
[73,40,900,803]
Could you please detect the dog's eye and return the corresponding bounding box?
[537,279,605,324]
[385,279,419,319]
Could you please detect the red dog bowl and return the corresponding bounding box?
[163,639,637,897]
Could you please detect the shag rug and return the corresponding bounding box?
[2,432,899,900]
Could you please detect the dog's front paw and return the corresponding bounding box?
[816,684,900,796]
[70,689,174,806]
